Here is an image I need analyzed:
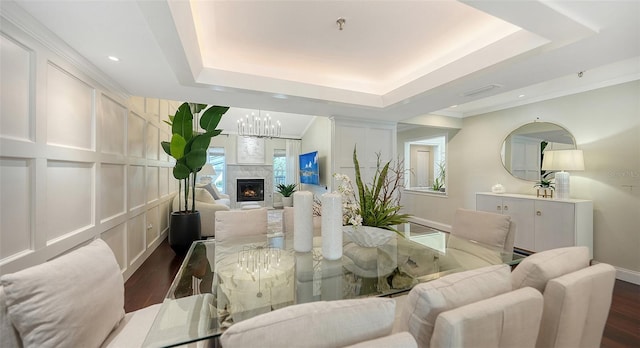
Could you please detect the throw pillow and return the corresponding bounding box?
[394,264,511,347]
[511,246,589,292]
[201,183,220,200]
[220,298,396,348]
[194,187,216,203]
[0,239,125,348]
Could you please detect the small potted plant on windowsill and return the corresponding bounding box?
[277,183,297,207]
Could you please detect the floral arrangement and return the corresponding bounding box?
[333,146,410,232]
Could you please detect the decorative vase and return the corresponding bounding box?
[343,225,395,248]
[282,196,293,207]
[169,211,201,255]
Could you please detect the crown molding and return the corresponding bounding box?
[1,1,130,101]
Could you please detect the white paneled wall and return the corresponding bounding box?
[331,118,397,188]
[0,20,178,280]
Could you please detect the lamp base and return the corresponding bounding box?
[555,171,570,200]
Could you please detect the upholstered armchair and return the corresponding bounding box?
[0,239,160,348]
[511,246,616,348]
[172,183,230,238]
[438,208,516,271]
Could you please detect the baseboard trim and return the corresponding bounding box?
[592,261,640,285]
[408,216,451,233]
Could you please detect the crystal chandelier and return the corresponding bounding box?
[237,111,282,138]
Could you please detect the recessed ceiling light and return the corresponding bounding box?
[518,94,525,98]
[108,56,120,62]
[450,105,458,108]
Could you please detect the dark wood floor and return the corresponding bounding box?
[125,238,640,347]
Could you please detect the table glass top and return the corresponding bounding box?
[143,222,523,347]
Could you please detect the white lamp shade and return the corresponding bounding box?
[200,164,216,176]
[542,150,584,171]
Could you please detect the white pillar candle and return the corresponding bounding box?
[321,193,343,260]
[293,191,313,252]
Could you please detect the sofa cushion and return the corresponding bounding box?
[394,264,512,347]
[220,298,396,348]
[0,239,125,348]
[511,246,589,292]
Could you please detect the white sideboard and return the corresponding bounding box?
[476,192,593,258]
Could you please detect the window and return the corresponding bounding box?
[208,147,226,193]
[273,149,286,187]
[404,135,446,193]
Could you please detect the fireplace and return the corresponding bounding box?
[237,179,265,202]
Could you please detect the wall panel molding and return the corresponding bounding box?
[0,15,178,280]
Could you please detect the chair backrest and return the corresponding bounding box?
[430,287,543,348]
[537,263,616,348]
[220,298,397,348]
[511,246,590,292]
[451,208,514,253]
[215,208,268,242]
[394,264,512,347]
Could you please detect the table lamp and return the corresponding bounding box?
[199,164,216,184]
[541,149,584,200]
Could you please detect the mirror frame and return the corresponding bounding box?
[501,122,576,181]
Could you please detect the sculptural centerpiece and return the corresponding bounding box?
[334,146,410,247]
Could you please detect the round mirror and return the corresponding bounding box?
[501,122,576,181]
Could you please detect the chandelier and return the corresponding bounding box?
[237,245,281,297]
[237,111,282,138]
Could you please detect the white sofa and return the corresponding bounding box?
[0,239,160,348]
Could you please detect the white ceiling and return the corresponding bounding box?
[3,0,639,137]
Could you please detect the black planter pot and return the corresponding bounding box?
[169,211,201,255]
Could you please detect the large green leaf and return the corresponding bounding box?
[190,134,212,151]
[185,148,207,171]
[173,162,190,180]
[172,103,193,141]
[161,141,171,156]
[170,134,186,159]
[200,105,228,132]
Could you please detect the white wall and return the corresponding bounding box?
[400,81,640,279]
[331,117,397,192]
[0,19,177,280]
[301,116,331,196]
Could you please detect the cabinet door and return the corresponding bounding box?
[476,195,503,214]
[502,197,535,251]
[535,200,575,251]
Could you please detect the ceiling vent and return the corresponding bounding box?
[462,84,502,97]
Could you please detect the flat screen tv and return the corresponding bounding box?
[299,151,320,185]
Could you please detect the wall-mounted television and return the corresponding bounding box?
[299,151,320,185]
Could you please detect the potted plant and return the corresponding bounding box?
[534,173,555,198]
[161,102,228,254]
[432,160,446,192]
[334,146,410,243]
[276,183,297,207]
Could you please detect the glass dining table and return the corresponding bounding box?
[142,222,524,347]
